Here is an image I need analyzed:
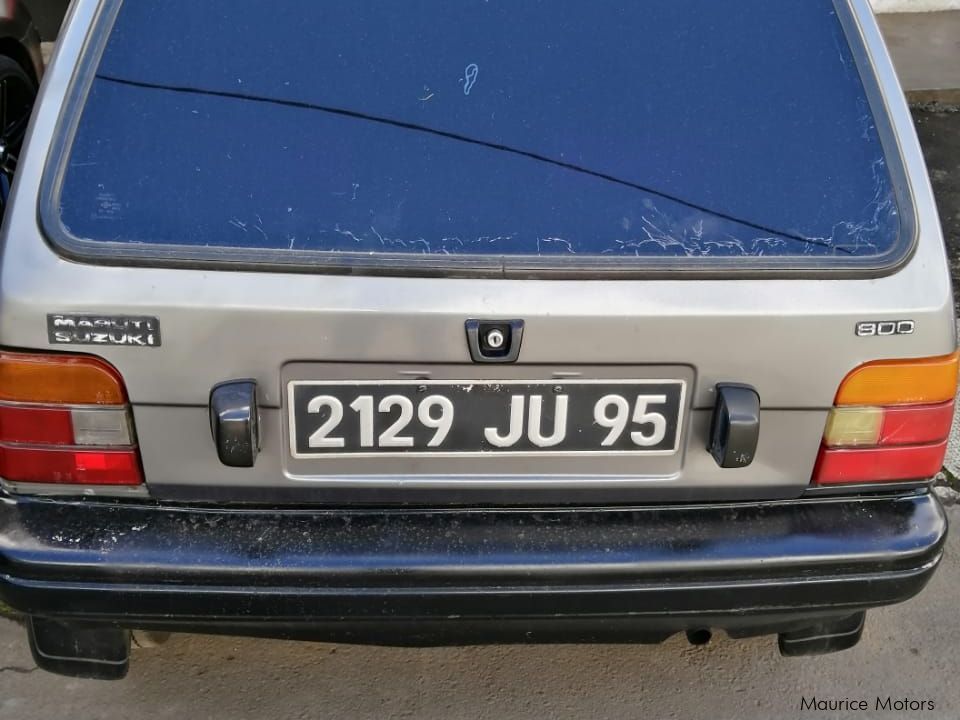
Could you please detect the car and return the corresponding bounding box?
[0,0,954,680]
[0,0,42,215]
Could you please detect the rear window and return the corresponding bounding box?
[46,0,907,275]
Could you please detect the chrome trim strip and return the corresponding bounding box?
[1,480,149,498]
[834,0,919,263]
[0,399,127,413]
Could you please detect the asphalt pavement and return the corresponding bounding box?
[914,106,960,317]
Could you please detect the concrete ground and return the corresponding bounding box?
[2,22,960,720]
[879,11,960,102]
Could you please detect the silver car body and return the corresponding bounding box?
[0,0,953,506]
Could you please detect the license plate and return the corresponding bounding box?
[287,379,685,458]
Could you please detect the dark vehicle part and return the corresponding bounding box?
[708,384,761,468]
[209,380,260,467]
[685,628,712,646]
[0,3,42,84]
[23,0,71,42]
[28,617,130,680]
[0,492,945,677]
[0,56,35,185]
[465,319,525,363]
[0,1,41,213]
[778,612,866,656]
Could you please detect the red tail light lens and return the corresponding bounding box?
[812,352,958,487]
[0,404,73,445]
[813,441,948,486]
[0,446,142,485]
[879,401,954,446]
[0,350,142,487]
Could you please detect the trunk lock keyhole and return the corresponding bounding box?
[465,320,525,363]
[485,328,506,349]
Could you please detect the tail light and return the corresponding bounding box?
[0,350,143,486]
[812,352,958,486]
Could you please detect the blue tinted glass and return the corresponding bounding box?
[57,0,900,262]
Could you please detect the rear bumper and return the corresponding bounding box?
[0,491,947,644]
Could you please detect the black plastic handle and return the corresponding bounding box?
[209,380,260,468]
[708,383,760,469]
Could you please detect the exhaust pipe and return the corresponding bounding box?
[685,628,713,646]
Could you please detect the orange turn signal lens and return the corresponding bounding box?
[0,351,127,405]
[835,351,959,407]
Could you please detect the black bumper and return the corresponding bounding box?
[0,492,947,645]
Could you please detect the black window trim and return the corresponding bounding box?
[39,0,918,280]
